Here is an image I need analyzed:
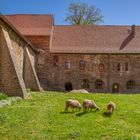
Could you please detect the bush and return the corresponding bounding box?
[0,93,7,101]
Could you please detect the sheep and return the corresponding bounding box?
[65,99,82,112]
[83,99,100,112]
[107,101,115,115]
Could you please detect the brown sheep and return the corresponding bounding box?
[83,99,100,112]
[107,101,116,115]
[65,99,82,112]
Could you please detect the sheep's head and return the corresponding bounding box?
[96,106,100,111]
[78,106,82,111]
[108,109,113,116]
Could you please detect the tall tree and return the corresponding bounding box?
[65,3,103,25]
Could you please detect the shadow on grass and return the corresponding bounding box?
[76,110,97,117]
[60,111,75,114]
[60,110,98,116]
[103,111,111,117]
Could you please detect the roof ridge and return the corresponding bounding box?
[5,14,54,17]
[54,25,140,27]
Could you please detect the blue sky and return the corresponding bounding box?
[0,0,140,25]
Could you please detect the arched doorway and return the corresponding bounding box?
[112,83,119,93]
[65,82,73,92]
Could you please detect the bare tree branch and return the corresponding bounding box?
[65,3,104,25]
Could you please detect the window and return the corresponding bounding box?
[79,60,85,70]
[53,55,59,66]
[127,80,135,89]
[65,59,71,69]
[81,79,90,89]
[99,63,105,72]
[117,63,121,71]
[95,79,104,89]
[125,63,129,71]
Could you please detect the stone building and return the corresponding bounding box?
[0,14,41,98]
[5,14,140,93]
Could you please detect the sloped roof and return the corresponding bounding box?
[5,14,54,35]
[51,25,140,54]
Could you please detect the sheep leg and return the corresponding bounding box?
[65,107,68,112]
[72,107,74,112]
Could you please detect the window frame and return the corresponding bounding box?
[126,80,135,89]
[99,63,105,72]
[117,63,121,71]
[65,59,71,70]
[53,55,59,67]
[125,62,129,71]
[79,60,86,70]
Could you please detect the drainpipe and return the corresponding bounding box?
[107,53,111,92]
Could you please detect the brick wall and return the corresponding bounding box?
[26,36,50,51]
[37,52,140,93]
[0,27,27,98]
[0,18,41,97]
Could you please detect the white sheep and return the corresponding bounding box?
[65,99,82,112]
[107,101,115,115]
[83,99,100,112]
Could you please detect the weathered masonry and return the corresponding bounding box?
[0,15,41,98]
[5,14,140,93]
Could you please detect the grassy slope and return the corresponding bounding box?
[0,92,140,140]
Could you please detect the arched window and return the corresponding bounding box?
[79,60,85,70]
[126,80,135,89]
[81,79,90,89]
[99,63,105,72]
[65,59,71,69]
[53,55,59,66]
[95,79,103,89]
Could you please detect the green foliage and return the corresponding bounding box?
[0,97,22,108]
[27,88,31,92]
[65,3,103,25]
[0,92,140,140]
[0,93,7,101]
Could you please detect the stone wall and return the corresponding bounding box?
[37,51,140,93]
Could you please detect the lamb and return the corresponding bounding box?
[83,99,100,112]
[65,99,82,112]
[107,101,115,115]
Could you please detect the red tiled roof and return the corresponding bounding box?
[5,14,54,35]
[51,25,140,54]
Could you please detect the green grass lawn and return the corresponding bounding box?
[0,92,140,140]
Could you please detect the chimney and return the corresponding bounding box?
[131,25,135,38]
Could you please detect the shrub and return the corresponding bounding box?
[0,93,7,101]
